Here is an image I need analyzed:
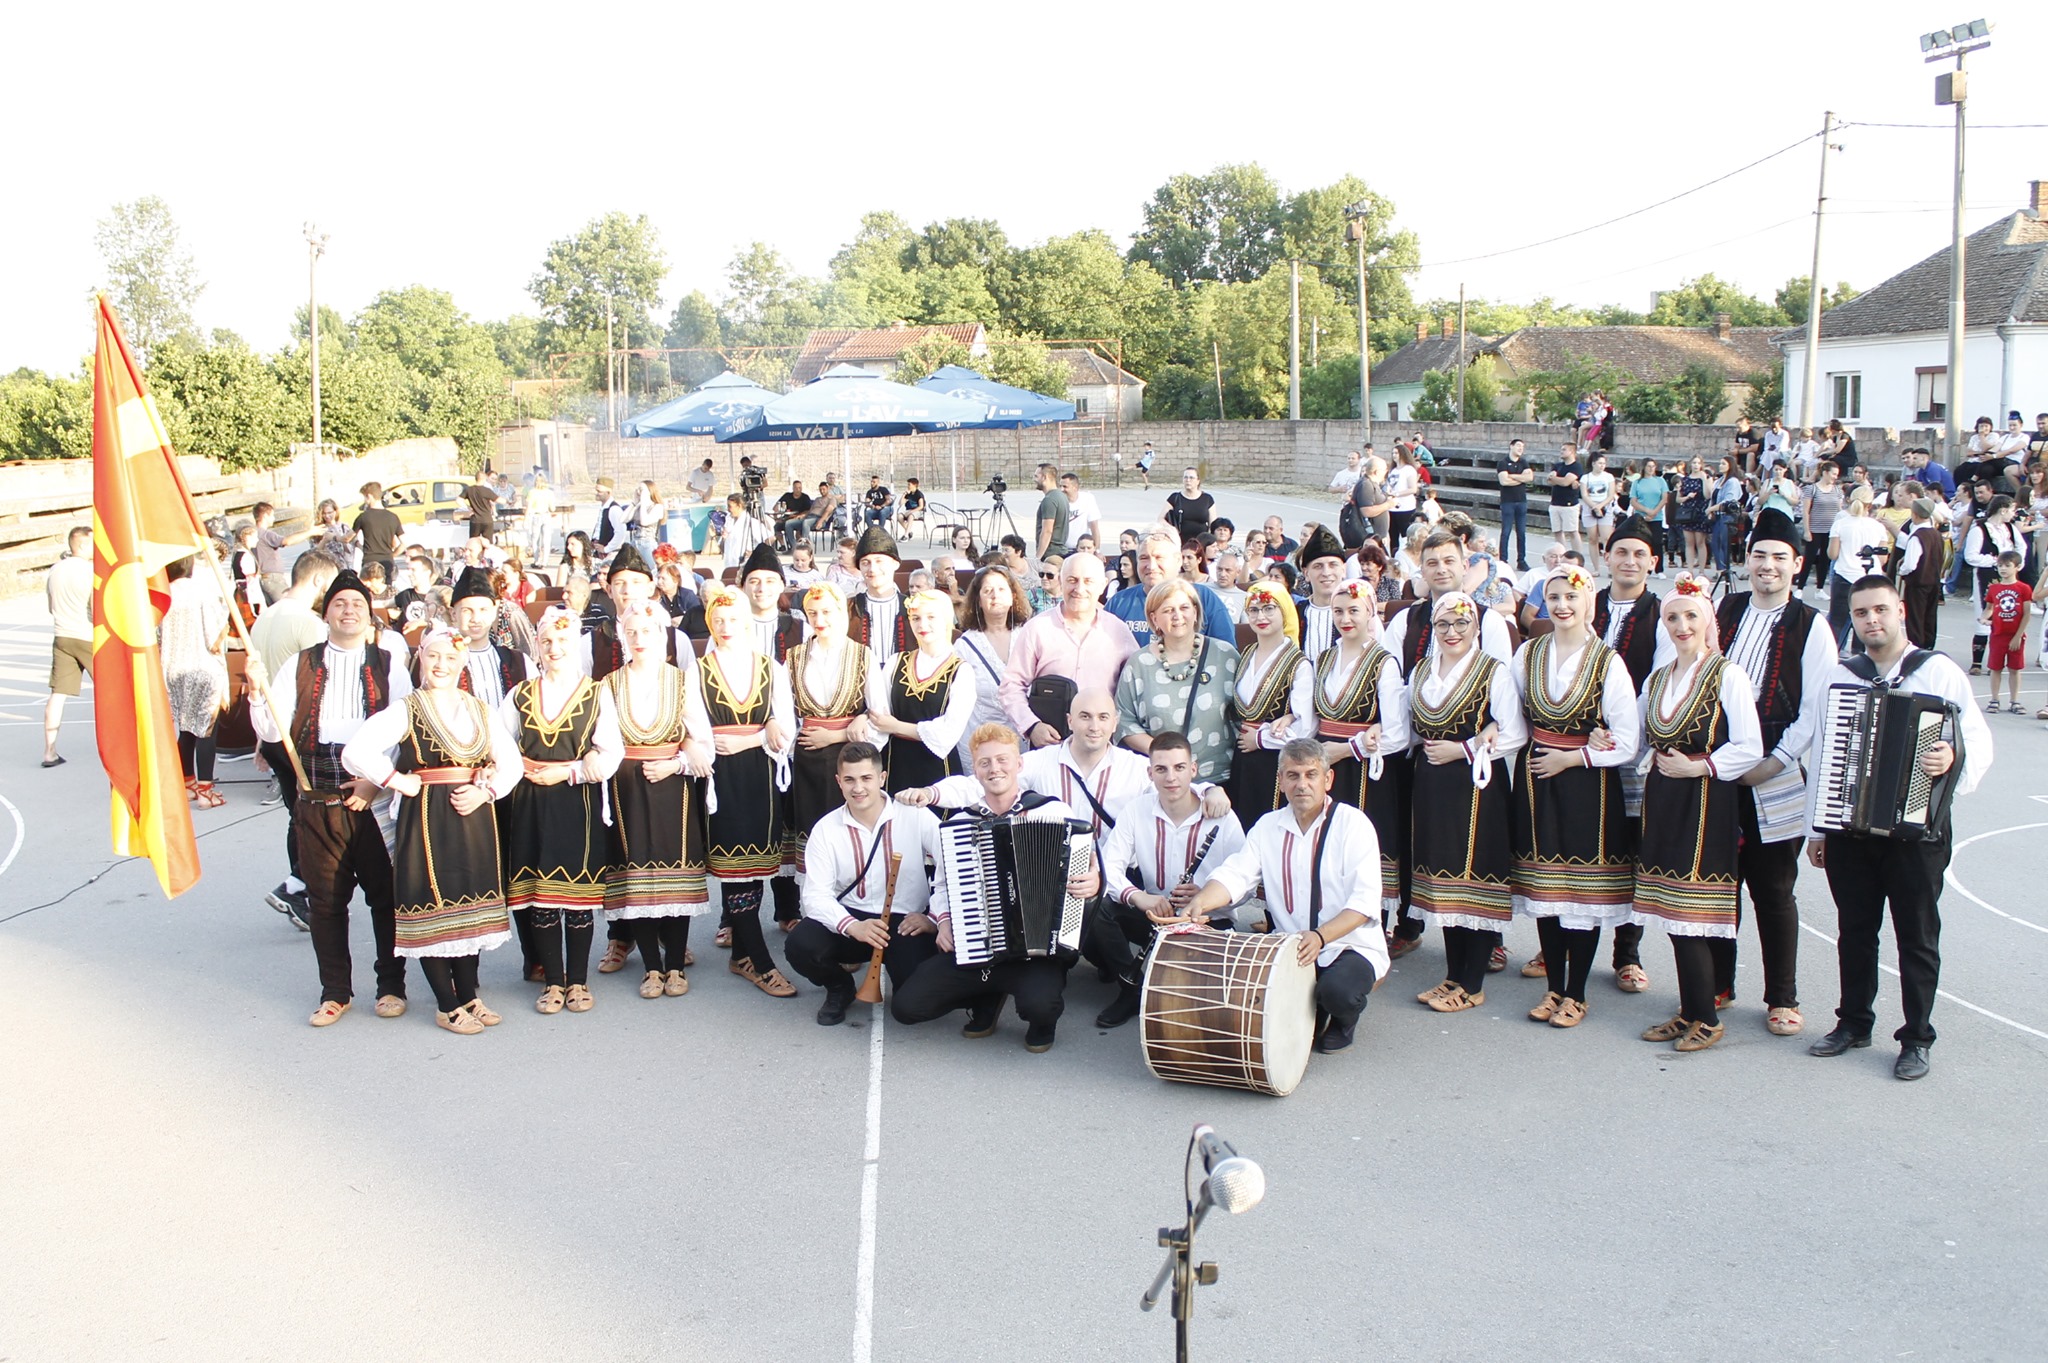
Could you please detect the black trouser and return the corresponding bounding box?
[891,955,1070,1028]
[1315,951,1377,1030]
[1714,793,1803,1008]
[1796,534,1830,590]
[1823,833,1949,1046]
[1440,925,1501,994]
[1534,918,1601,1002]
[296,798,403,1005]
[629,916,694,975]
[259,740,302,882]
[1904,581,1941,649]
[1612,813,1644,968]
[177,731,216,782]
[421,956,481,1012]
[785,916,940,994]
[1672,936,1719,1026]
[527,907,595,988]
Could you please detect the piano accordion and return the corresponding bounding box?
[938,814,1093,965]
[1813,683,1961,840]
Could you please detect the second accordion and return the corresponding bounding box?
[938,813,1093,965]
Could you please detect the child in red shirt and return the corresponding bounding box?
[1981,550,2031,711]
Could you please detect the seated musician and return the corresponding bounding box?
[890,723,1102,1054]
[785,742,942,1026]
[1093,732,1247,1029]
[1178,738,1390,1054]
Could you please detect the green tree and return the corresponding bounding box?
[1774,276,1860,325]
[827,211,920,325]
[982,339,1068,400]
[484,314,545,375]
[1143,363,1221,421]
[1128,164,1287,286]
[293,303,351,350]
[1199,265,1348,418]
[1742,361,1785,422]
[662,291,726,386]
[719,242,822,349]
[527,212,669,366]
[274,344,408,454]
[1669,362,1729,424]
[1280,175,1420,333]
[1301,354,1364,420]
[94,196,203,360]
[997,229,1127,340]
[1516,353,1636,422]
[353,286,502,378]
[1646,274,1787,327]
[1411,369,1459,423]
[1616,382,1682,424]
[0,366,93,460]
[146,335,296,471]
[890,332,974,385]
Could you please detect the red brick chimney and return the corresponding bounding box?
[2033,180,2048,216]
[1440,318,1455,339]
[1415,318,1428,342]
[1714,312,1732,342]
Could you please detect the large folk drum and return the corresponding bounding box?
[1140,930,1317,1097]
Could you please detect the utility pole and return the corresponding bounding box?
[1923,19,1993,460]
[1454,283,1468,422]
[1212,339,1226,420]
[1348,208,1371,447]
[304,223,327,508]
[1798,111,1837,433]
[1288,258,1302,420]
[604,295,616,433]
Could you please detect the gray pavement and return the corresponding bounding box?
[4,491,2047,1363]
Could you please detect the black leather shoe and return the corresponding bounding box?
[1024,1021,1056,1053]
[815,984,854,1027]
[1807,1027,1872,1057]
[1094,983,1142,1029]
[1316,1020,1356,1053]
[1894,1044,1931,1081]
[962,1001,1001,1039]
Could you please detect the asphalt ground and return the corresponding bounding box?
[4,484,2046,1363]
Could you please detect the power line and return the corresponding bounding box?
[1555,215,1807,292]
[1410,131,1823,271]
[1839,120,2048,129]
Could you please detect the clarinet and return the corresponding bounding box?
[1133,826,1223,980]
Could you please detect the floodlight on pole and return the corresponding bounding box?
[1345,201,1372,447]
[1919,18,1992,460]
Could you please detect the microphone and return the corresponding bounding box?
[1192,1124,1266,1214]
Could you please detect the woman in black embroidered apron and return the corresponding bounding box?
[1508,565,1641,1029]
[1407,592,1527,1014]
[342,628,524,1034]
[1296,580,1408,924]
[1630,577,1764,1053]
[498,607,623,1015]
[1229,580,1307,827]
[788,583,874,868]
[604,602,715,1001]
[868,589,976,794]
[699,586,800,998]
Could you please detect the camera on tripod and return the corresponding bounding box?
[985,472,1007,503]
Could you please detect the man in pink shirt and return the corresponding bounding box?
[1000,552,1138,749]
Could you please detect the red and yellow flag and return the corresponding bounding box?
[92,296,211,897]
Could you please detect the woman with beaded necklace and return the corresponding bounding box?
[1507,565,1641,1029]
[1628,576,1764,1053]
[1407,591,1526,1014]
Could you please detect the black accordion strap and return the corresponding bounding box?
[1305,806,1333,941]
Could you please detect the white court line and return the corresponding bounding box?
[853,1009,884,1363]
[1942,822,2048,934]
[1796,920,2048,1042]
[0,793,22,879]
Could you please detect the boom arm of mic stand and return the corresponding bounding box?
[1139,1186,1215,1311]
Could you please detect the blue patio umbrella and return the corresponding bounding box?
[620,370,779,438]
[915,364,1075,428]
[715,365,991,501]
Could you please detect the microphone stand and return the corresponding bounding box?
[1140,1182,1219,1363]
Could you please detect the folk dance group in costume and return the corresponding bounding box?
[250,509,1987,1082]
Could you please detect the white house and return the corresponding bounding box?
[1368,319,1498,424]
[789,323,988,385]
[1779,185,2048,433]
[1051,347,1144,423]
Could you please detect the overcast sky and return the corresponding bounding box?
[5,0,2042,374]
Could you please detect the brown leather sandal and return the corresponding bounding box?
[1415,981,1455,1005]
[597,940,633,974]
[535,985,565,1015]
[638,970,666,999]
[682,948,696,967]
[308,1000,350,1027]
[731,959,798,997]
[1615,964,1650,993]
[1549,997,1588,1029]
[1528,991,1563,1023]
[1426,985,1483,1013]
[664,969,690,997]
[373,994,407,1018]
[1520,953,1549,979]
[1674,1020,1726,1052]
[1766,1006,1803,1036]
[564,983,595,1012]
[436,1008,484,1035]
[714,926,733,949]
[1641,1014,1687,1042]
[464,998,502,1026]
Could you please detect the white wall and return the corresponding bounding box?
[1782,327,2045,433]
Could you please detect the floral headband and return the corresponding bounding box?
[1554,565,1594,593]
[1671,573,1712,599]
[1332,579,1372,601]
[1431,591,1479,624]
[905,588,954,616]
[701,584,741,612]
[616,600,668,628]
[651,543,681,567]
[536,605,578,635]
[802,582,847,612]
[418,625,462,654]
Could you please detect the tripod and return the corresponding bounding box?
[983,491,1019,543]
[1140,1184,1220,1363]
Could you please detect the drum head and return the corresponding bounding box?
[1257,938,1318,1096]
